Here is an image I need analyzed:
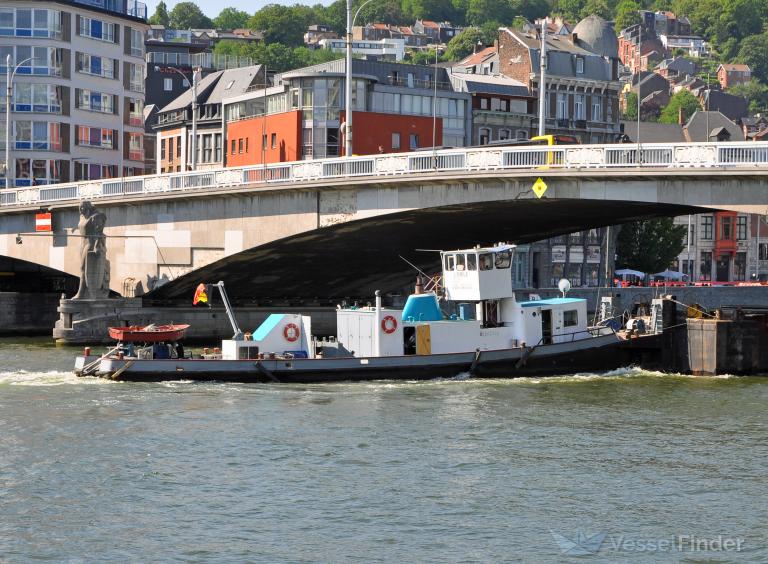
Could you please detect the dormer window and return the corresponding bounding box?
[576,57,584,74]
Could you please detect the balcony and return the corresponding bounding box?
[574,119,587,129]
[385,76,453,91]
[556,118,569,128]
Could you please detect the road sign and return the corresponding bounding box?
[35,212,52,232]
[532,177,548,198]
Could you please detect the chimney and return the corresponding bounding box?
[678,106,684,125]
[570,32,578,44]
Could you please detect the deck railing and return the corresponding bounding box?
[2,142,768,208]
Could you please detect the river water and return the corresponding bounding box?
[1,338,766,562]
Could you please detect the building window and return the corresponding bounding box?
[591,97,602,121]
[498,129,510,140]
[734,252,746,281]
[11,83,62,113]
[79,16,115,42]
[478,128,490,145]
[737,216,747,240]
[128,133,143,161]
[244,137,248,153]
[556,92,568,119]
[409,133,419,150]
[76,89,115,114]
[574,94,585,120]
[720,216,733,240]
[76,53,117,79]
[76,126,115,149]
[168,137,174,162]
[0,8,61,38]
[701,216,713,240]
[391,132,400,150]
[681,259,694,278]
[202,134,212,162]
[700,251,712,281]
[480,98,488,110]
[516,130,528,140]
[161,139,166,160]
[231,139,236,155]
[128,98,144,126]
[130,28,143,57]
[759,243,768,261]
[238,139,244,154]
[271,133,277,149]
[128,64,144,93]
[164,78,173,91]
[576,57,584,74]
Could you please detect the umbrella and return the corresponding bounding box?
[654,269,686,280]
[615,268,645,279]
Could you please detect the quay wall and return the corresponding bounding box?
[0,293,61,336]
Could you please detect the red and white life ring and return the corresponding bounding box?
[283,323,300,342]
[381,315,398,334]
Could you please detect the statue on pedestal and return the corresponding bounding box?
[73,200,110,299]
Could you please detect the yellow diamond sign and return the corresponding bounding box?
[532,177,548,198]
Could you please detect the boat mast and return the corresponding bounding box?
[214,281,244,340]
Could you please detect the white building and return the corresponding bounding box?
[659,34,708,57]
[1,0,149,187]
[319,38,405,62]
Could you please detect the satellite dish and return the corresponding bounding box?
[558,278,571,297]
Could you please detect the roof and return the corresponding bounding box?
[501,27,594,56]
[450,73,530,97]
[620,120,685,143]
[205,65,262,104]
[718,63,751,73]
[159,71,221,113]
[456,46,496,67]
[701,90,749,121]
[419,20,440,29]
[684,111,745,142]
[572,15,619,58]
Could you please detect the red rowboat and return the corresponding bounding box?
[108,324,190,343]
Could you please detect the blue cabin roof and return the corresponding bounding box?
[518,297,585,308]
[402,293,443,322]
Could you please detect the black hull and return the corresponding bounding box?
[102,338,655,384]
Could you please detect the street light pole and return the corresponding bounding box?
[537,18,547,136]
[157,65,199,171]
[5,55,32,189]
[345,0,376,158]
[345,0,353,157]
[432,46,438,166]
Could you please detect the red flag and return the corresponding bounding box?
[193,283,208,305]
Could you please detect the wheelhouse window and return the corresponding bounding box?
[479,253,493,270]
[466,254,477,271]
[563,310,578,327]
[456,254,466,271]
[444,254,455,271]
[494,251,511,269]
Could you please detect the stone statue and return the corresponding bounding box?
[73,200,110,299]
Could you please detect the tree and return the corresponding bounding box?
[402,0,447,20]
[614,0,641,32]
[658,90,700,124]
[409,48,442,65]
[169,2,213,29]
[553,0,586,22]
[729,80,768,113]
[581,0,612,19]
[213,8,249,30]
[466,0,510,26]
[149,0,170,27]
[444,27,486,61]
[616,218,687,274]
[248,4,312,46]
[623,92,638,120]
[737,33,768,83]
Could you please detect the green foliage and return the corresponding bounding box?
[658,90,701,124]
[148,0,169,27]
[553,0,586,22]
[213,8,249,30]
[581,0,612,19]
[728,80,768,113]
[616,218,687,274]
[466,0,510,26]
[614,0,641,32]
[444,27,487,61]
[623,92,638,120]
[169,2,213,29]
[737,33,768,83]
[402,0,448,20]
[408,48,442,65]
[213,40,343,73]
[356,0,409,26]
[248,4,317,46]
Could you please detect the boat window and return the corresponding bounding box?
[444,254,455,271]
[479,253,493,270]
[456,254,466,271]
[494,250,511,269]
[564,310,578,327]
[466,253,477,271]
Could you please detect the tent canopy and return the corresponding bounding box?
[615,268,645,279]
[654,269,687,280]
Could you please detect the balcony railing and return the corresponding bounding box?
[2,141,768,208]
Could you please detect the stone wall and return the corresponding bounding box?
[0,293,62,336]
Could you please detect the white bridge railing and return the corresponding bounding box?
[2,142,768,209]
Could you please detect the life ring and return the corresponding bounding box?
[381,315,397,334]
[283,323,300,342]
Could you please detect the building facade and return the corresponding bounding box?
[222,59,470,166]
[498,16,622,144]
[0,0,148,187]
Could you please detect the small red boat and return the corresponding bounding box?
[108,324,190,343]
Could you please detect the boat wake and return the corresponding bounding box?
[0,370,112,386]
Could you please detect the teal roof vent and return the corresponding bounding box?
[402,293,443,322]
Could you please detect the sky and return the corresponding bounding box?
[144,0,334,19]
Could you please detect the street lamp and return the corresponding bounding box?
[5,55,33,189]
[345,0,377,158]
[537,18,547,136]
[155,65,199,170]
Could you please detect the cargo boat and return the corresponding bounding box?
[75,244,657,383]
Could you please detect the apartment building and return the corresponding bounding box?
[0,0,148,187]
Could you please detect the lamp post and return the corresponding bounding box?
[5,55,33,189]
[537,18,547,136]
[431,46,439,167]
[345,0,376,158]
[156,65,199,170]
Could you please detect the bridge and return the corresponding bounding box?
[1,141,767,302]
